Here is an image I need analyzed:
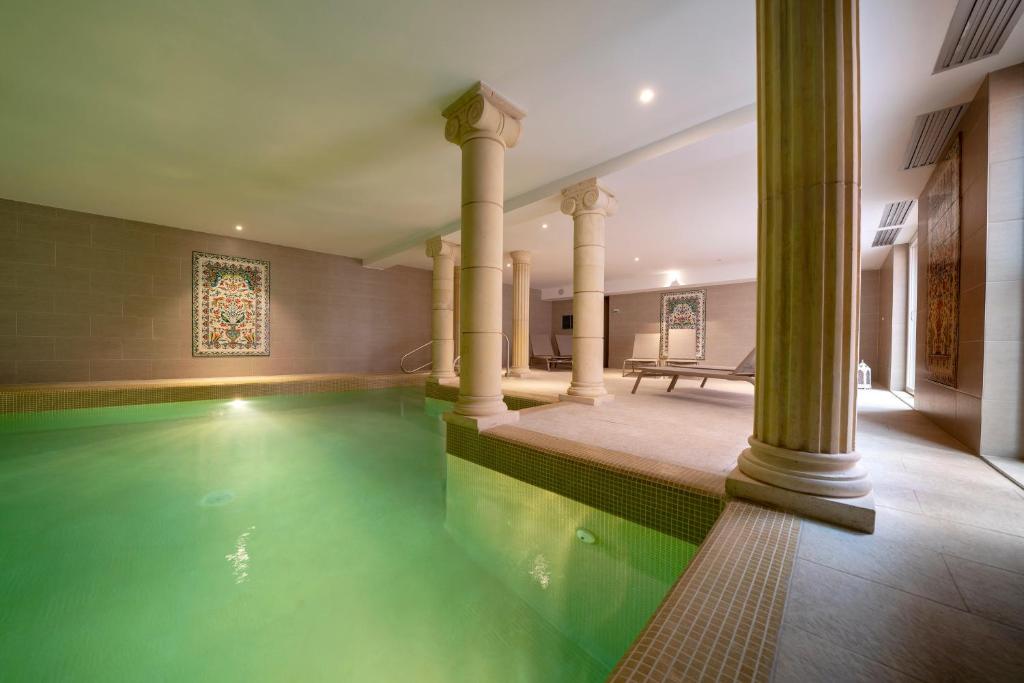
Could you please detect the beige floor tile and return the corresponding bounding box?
[944,555,1024,631]
[913,489,1024,537]
[786,559,1024,681]
[798,521,966,609]
[773,626,923,683]
[873,507,1024,576]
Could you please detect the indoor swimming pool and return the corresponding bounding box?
[0,387,697,681]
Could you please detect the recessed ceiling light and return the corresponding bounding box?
[638,88,655,104]
[634,256,640,262]
[235,225,244,231]
[506,263,512,267]
[541,223,548,229]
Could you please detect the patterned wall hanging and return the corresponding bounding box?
[659,289,707,360]
[192,252,270,357]
[925,136,961,387]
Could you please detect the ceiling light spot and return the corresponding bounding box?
[235,225,244,231]
[638,88,655,104]
[506,263,512,267]
[541,223,548,229]
[633,256,640,262]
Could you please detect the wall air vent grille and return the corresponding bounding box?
[902,105,968,169]
[872,228,901,248]
[879,200,915,228]
[935,0,1024,73]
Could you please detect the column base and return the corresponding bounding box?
[726,467,875,533]
[738,437,872,498]
[443,409,519,432]
[559,393,614,407]
[427,373,457,384]
[507,367,531,378]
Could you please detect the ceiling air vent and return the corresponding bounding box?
[872,228,901,248]
[902,104,968,169]
[879,200,915,228]
[934,0,1024,73]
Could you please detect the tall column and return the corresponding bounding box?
[560,178,616,405]
[728,0,873,530]
[509,250,531,377]
[426,237,457,382]
[442,82,525,423]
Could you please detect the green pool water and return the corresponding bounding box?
[0,388,696,682]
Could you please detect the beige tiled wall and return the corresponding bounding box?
[551,279,881,372]
[980,65,1024,460]
[860,270,881,374]
[913,71,997,454]
[0,198,439,383]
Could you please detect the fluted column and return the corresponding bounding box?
[426,237,458,382]
[509,250,531,377]
[732,0,871,505]
[442,82,525,423]
[560,178,616,405]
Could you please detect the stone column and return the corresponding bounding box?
[442,82,525,424]
[728,0,873,530]
[509,250,531,377]
[426,237,457,382]
[560,178,616,405]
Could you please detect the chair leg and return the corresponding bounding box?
[700,377,708,388]
[667,376,678,392]
[631,374,643,394]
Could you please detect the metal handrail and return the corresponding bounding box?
[402,337,508,375]
[400,341,433,374]
[501,332,511,377]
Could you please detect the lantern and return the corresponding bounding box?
[857,361,872,389]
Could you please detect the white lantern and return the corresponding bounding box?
[857,361,872,389]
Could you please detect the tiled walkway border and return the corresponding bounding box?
[445,403,800,682]
[611,502,800,682]
[424,379,552,410]
[0,372,426,413]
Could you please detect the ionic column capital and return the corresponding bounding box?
[442,81,525,148]
[425,236,460,262]
[510,250,531,265]
[560,177,617,218]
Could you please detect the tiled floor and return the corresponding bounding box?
[502,370,1024,681]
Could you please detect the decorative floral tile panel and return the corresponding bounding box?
[659,289,706,360]
[192,252,270,356]
[925,136,960,387]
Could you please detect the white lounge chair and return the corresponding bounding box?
[622,333,661,376]
[665,328,698,367]
[555,335,573,359]
[631,349,756,394]
[531,335,571,371]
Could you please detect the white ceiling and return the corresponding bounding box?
[1,1,1022,291]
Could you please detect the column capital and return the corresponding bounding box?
[510,250,531,265]
[442,81,525,148]
[560,177,617,218]
[425,236,460,261]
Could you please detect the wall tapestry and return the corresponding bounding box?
[192,252,270,357]
[659,289,706,360]
[925,135,961,387]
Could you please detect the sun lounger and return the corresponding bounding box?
[665,328,698,367]
[631,349,756,394]
[622,333,661,375]
[555,335,573,359]
[531,334,571,371]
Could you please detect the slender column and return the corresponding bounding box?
[453,265,461,359]
[426,237,458,382]
[442,82,525,420]
[560,178,616,405]
[734,0,871,500]
[509,250,531,377]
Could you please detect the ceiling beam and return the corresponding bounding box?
[361,102,756,269]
